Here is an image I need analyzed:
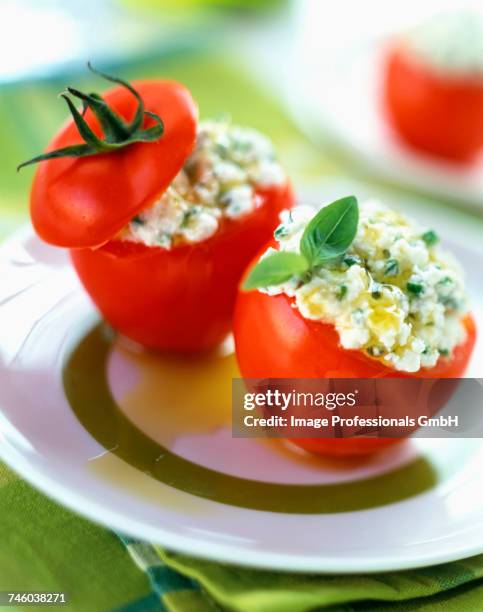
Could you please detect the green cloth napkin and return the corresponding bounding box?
[118,535,483,612]
[3,460,483,612]
[0,463,152,611]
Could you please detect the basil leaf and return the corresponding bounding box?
[243,251,309,290]
[300,196,359,265]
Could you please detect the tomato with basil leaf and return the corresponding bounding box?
[235,196,476,457]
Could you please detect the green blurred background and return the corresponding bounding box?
[0,0,334,240]
[1,0,482,241]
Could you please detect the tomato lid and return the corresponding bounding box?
[30,80,198,248]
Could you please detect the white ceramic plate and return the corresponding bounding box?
[286,2,483,212]
[1,225,483,574]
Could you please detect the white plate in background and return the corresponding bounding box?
[284,0,483,212]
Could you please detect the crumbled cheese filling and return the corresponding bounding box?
[119,120,285,248]
[263,200,469,373]
[405,9,483,77]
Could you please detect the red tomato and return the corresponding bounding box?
[71,183,293,352]
[29,75,294,352]
[31,80,198,248]
[383,42,483,162]
[234,285,476,457]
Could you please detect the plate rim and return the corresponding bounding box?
[3,438,483,574]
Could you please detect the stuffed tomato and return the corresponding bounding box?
[24,65,293,352]
[383,11,483,162]
[235,196,476,457]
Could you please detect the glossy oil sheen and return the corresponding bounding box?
[63,324,439,514]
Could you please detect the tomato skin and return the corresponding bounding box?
[31,81,197,248]
[71,184,293,352]
[234,287,476,457]
[383,42,483,162]
[288,438,403,458]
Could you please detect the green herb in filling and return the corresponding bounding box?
[422,230,439,246]
[440,296,459,310]
[342,254,361,267]
[384,258,399,277]
[407,281,424,296]
[181,208,197,228]
[337,285,348,301]
[274,224,289,239]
